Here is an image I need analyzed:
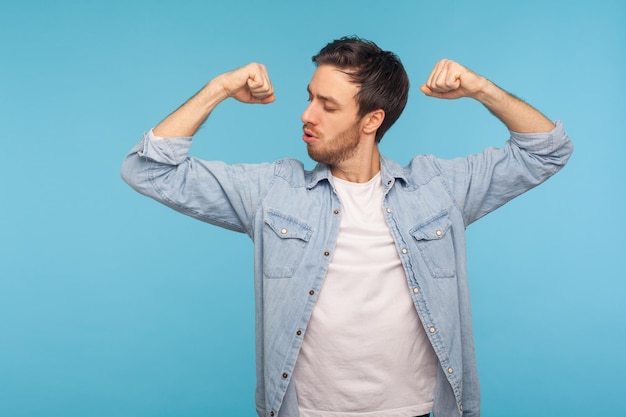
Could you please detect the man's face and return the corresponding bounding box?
[301,65,363,166]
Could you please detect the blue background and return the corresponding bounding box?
[1,0,624,415]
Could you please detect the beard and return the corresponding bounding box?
[306,122,361,166]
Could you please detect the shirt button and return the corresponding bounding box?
[282,372,289,379]
[413,287,419,294]
[429,327,436,333]
[309,290,315,296]
[401,248,407,254]
[281,228,288,234]
[436,230,442,237]
[270,412,275,417]
[448,367,454,374]
[296,330,302,336]
[386,208,392,213]
[324,251,330,256]
[387,180,392,186]
[333,209,340,215]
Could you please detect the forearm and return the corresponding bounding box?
[421,59,555,134]
[472,79,555,134]
[153,77,228,138]
[152,63,275,139]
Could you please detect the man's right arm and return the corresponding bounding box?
[153,62,275,138]
[120,63,277,234]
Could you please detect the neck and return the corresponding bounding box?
[330,145,381,183]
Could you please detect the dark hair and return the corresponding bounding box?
[312,36,409,143]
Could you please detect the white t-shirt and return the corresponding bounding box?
[293,173,437,417]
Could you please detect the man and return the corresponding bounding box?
[121,37,572,417]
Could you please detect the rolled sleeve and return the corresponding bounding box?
[121,130,276,235]
[508,120,573,173]
[135,129,193,165]
[435,120,573,225]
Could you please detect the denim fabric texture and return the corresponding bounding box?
[121,121,572,417]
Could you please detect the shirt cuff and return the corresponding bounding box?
[508,120,569,155]
[136,129,193,165]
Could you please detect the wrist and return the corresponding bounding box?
[470,78,501,104]
[201,76,230,105]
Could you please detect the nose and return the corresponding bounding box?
[301,101,316,125]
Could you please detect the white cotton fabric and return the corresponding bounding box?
[293,173,437,417]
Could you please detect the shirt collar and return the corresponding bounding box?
[305,155,408,190]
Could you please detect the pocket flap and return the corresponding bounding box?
[264,209,313,241]
[410,211,452,241]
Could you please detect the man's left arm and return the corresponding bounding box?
[420,59,573,225]
[420,59,555,133]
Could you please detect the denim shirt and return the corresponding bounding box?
[121,121,572,417]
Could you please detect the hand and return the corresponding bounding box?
[420,59,488,100]
[218,62,276,104]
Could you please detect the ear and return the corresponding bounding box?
[361,109,385,135]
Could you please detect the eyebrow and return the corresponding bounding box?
[307,85,341,107]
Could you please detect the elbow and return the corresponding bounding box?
[559,136,574,168]
[553,121,574,169]
[120,152,148,194]
[546,132,574,176]
[120,155,135,188]
[537,122,574,176]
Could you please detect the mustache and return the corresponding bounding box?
[302,123,320,137]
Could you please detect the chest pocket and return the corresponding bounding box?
[410,211,456,279]
[263,209,313,278]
